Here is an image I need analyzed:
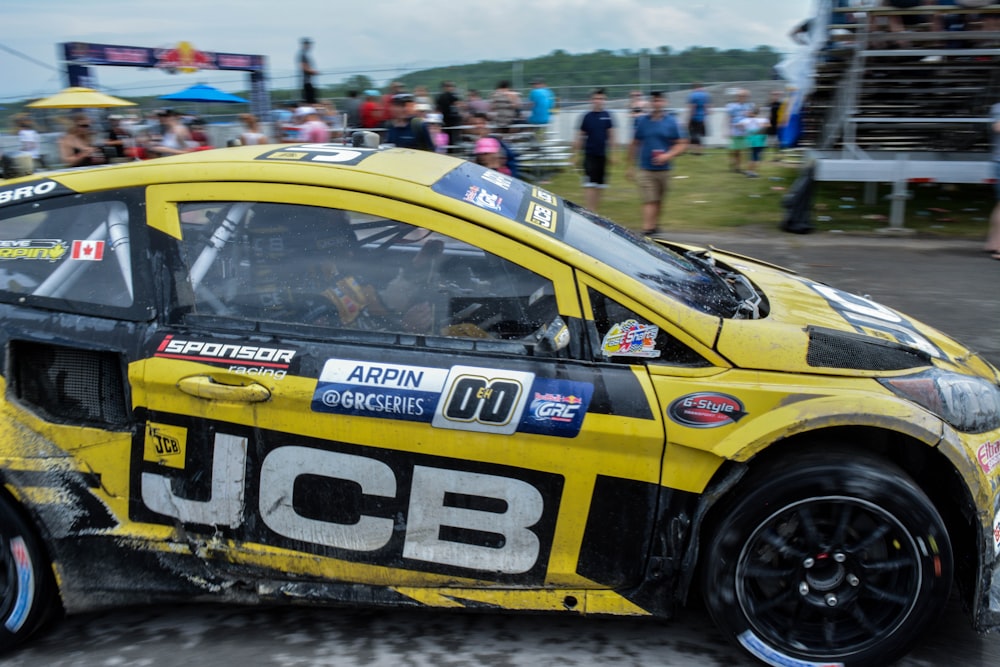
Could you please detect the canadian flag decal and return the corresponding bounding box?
[71,240,105,261]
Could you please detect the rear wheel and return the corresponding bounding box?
[701,452,952,667]
[0,495,57,652]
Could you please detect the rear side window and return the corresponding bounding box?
[0,197,135,310]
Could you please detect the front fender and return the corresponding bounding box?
[710,393,944,462]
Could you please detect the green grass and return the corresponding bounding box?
[538,146,995,238]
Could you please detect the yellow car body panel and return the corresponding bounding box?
[0,145,997,664]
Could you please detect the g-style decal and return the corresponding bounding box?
[668,392,747,428]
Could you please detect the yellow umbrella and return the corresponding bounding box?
[27,86,136,109]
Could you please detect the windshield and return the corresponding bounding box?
[560,202,740,318]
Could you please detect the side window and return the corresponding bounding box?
[176,201,560,346]
[0,198,134,309]
[588,288,708,366]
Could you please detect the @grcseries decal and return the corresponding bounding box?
[312,359,593,438]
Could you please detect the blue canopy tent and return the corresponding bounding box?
[160,83,248,104]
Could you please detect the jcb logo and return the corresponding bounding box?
[150,429,181,455]
[144,423,187,466]
[433,367,534,435]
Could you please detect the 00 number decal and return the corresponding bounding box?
[432,367,535,435]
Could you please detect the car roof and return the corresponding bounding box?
[2,144,547,242]
[30,144,459,191]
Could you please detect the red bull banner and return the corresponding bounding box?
[62,41,265,73]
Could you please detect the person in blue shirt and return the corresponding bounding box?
[575,88,615,213]
[626,91,689,236]
[687,83,711,156]
[384,94,433,151]
[527,78,555,131]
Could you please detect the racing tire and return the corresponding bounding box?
[0,494,57,652]
[701,451,952,667]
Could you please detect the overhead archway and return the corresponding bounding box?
[60,41,271,118]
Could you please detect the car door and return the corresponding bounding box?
[134,182,666,602]
[576,274,733,498]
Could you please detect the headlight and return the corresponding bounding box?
[880,368,1000,433]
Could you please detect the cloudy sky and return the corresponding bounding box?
[0,0,814,102]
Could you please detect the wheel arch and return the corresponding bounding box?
[680,425,978,616]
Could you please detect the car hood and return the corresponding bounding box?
[711,252,998,380]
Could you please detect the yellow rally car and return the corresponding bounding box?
[0,144,997,667]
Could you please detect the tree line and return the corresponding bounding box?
[325,46,782,104]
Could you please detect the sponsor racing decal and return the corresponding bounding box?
[738,630,843,667]
[70,239,105,261]
[254,143,381,166]
[154,335,295,379]
[5,537,34,633]
[805,280,942,359]
[601,319,660,358]
[311,359,593,437]
[0,239,67,261]
[0,179,74,207]
[668,392,748,428]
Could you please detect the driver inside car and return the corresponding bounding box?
[298,231,490,338]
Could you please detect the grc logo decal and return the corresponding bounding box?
[0,239,66,261]
[518,378,593,438]
[312,360,449,422]
[154,335,295,379]
[668,392,748,428]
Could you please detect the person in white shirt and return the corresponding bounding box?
[16,115,44,169]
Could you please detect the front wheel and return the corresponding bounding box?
[701,452,952,667]
[0,494,57,652]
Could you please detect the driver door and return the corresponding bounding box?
[133,182,665,600]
